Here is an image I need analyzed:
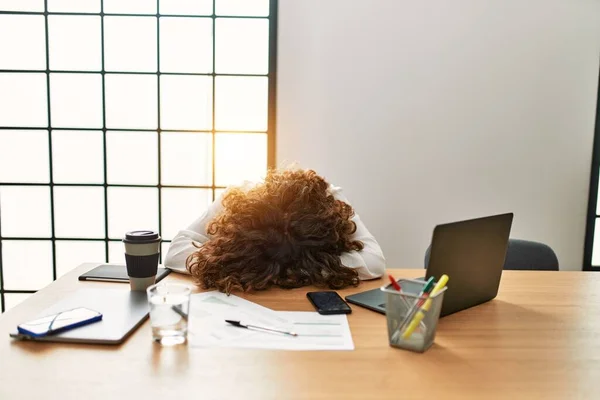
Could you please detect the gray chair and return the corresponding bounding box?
[424,238,559,271]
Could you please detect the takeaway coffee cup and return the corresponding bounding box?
[123,230,161,291]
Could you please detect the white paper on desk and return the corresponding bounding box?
[187,292,354,351]
[234,312,354,351]
[187,291,290,348]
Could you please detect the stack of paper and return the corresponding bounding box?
[187,291,354,351]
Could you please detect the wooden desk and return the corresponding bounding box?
[1,265,599,399]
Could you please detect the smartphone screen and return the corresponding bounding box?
[17,307,102,337]
[307,291,352,315]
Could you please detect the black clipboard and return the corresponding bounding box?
[78,264,171,283]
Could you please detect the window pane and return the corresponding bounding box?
[52,130,104,184]
[106,131,158,185]
[0,15,46,70]
[159,17,212,73]
[215,133,267,186]
[104,17,157,72]
[160,75,212,130]
[105,74,158,129]
[596,170,600,215]
[216,0,269,16]
[215,18,268,74]
[161,132,212,186]
[161,188,211,240]
[54,186,105,238]
[104,0,156,14]
[2,240,53,290]
[55,240,106,278]
[50,73,103,128]
[161,241,170,264]
[108,241,126,264]
[215,76,268,131]
[0,73,48,127]
[49,16,102,71]
[0,0,43,12]
[48,0,100,13]
[0,186,52,238]
[592,219,600,266]
[4,294,33,311]
[215,188,226,199]
[107,187,159,239]
[159,0,212,15]
[0,130,49,183]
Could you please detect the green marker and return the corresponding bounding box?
[398,276,436,333]
[420,276,436,297]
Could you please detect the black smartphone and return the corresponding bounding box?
[306,291,352,315]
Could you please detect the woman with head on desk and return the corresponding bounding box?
[164,168,385,294]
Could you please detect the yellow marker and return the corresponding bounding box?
[401,274,449,339]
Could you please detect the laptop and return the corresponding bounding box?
[345,213,513,317]
[9,288,149,345]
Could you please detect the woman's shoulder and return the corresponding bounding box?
[327,183,343,195]
[327,183,354,204]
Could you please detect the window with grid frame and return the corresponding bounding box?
[0,0,277,312]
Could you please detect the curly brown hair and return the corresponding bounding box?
[186,169,364,294]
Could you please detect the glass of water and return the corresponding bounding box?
[147,283,191,346]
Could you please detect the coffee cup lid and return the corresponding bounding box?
[123,230,160,243]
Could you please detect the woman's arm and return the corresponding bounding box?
[330,185,386,280]
[165,184,385,278]
[163,192,225,274]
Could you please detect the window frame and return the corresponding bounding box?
[0,0,278,311]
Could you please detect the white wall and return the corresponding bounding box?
[276,0,600,270]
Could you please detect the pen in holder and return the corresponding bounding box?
[381,278,447,353]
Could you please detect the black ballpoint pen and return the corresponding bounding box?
[225,319,297,337]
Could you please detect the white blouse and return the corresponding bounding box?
[164,184,386,280]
